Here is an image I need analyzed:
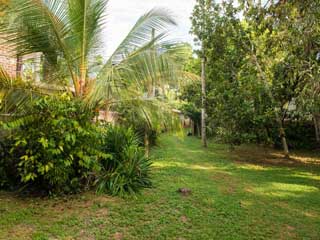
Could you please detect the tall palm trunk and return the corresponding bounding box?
[144,130,150,157]
[79,0,88,97]
[79,64,86,96]
[201,55,207,148]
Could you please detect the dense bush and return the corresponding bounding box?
[0,95,109,194]
[274,120,318,150]
[0,95,153,196]
[0,138,19,189]
[96,125,152,196]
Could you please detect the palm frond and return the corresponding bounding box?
[2,0,109,96]
[0,66,59,117]
[106,8,176,64]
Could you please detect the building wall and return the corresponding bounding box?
[0,37,17,77]
[0,36,43,80]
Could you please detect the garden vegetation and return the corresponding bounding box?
[0,0,188,196]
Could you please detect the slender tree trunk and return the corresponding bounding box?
[16,54,22,78]
[201,57,207,147]
[278,119,289,158]
[151,28,156,97]
[191,120,195,136]
[197,123,201,138]
[143,28,156,157]
[144,130,150,157]
[79,64,86,96]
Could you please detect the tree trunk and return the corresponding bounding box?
[144,130,150,157]
[197,123,201,138]
[151,28,157,97]
[16,54,22,78]
[201,57,207,147]
[79,64,86,96]
[191,120,195,136]
[278,119,289,158]
[313,114,320,143]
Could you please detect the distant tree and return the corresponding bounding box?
[191,0,217,147]
[188,0,320,155]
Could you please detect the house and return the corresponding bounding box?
[0,35,43,80]
[0,36,18,77]
[172,109,191,128]
[97,110,119,124]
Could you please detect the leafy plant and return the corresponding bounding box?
[0,1,192,152]
[0,137,20,189]
[1,95,110,194]
[96,125,152,196]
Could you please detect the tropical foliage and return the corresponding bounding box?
[186,0,320,156]
[0,0,190,128]
[0,95,153,195]
[97,126,152,196]
[0,0,190,195]
[0,95,107,194]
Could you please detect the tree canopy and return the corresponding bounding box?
[184,0,320,155]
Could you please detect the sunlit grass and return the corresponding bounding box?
[0,134,319,239]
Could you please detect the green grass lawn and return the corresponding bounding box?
[1,134,320,240]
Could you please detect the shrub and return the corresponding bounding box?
[1,96,152,196]
[1,95,109,194]
[274,120,318,150]
[96,125,152,196]
[0,138,20,189]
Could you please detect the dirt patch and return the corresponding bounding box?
[6,224,34,240]
[180,215,188,223]
[112,232,124,240]
[77,230,95,240]
[211,172,238,195]
[280,224,297,239]
[177,188,192,196]
[95,208,109,218]
[42,193,115,219]
[228,145,320,168]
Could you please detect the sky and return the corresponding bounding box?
[104,0,196,57]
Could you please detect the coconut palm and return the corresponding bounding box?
[0,0,193,137]
[1,0,185,97]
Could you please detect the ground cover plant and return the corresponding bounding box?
[97,126,152,196]
[0,134,319,239]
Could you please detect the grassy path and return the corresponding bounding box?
[1,134,320,239]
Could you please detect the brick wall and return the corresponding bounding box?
[0,37,17,77]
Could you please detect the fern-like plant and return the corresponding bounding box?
[96,125,152,196]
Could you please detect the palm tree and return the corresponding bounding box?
[0,0,193,140]
[1,0,183,97]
